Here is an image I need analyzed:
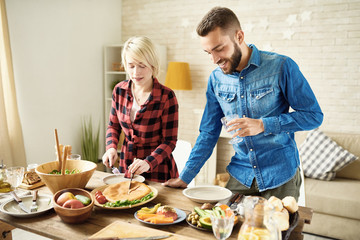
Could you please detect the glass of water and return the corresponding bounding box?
[221,114,243,144]
[6,166,25,190]
[210,214,235,240]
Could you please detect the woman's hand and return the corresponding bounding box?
[102,148,118,168]
[128,158,150,175]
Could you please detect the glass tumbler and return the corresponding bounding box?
[221,114,243,144]
[210,214,235,240]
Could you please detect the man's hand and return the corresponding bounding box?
[102,148,118,168]
[227,117,264,138]
[162,178,188,188]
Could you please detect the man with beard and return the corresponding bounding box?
[163,7,323,200]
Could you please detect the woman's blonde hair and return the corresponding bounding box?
[121,36,160,78]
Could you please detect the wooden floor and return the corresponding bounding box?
[12,228,336,240]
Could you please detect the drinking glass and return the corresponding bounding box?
[221,114,243,144]
[210,214,235,240]
[6,166,25,190]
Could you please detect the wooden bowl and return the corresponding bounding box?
[35,160,97,194]
[53,188,94,223]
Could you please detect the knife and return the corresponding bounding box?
[88,235,172,240]
[11,191,30,213]
[128,172,134,195]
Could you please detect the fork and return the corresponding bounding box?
[30,190,38,212]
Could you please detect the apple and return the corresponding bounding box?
[62,199,85,209]
[57,192,75,206]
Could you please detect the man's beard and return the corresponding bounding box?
[221,42,242,74]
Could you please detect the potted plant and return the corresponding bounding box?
[81,117,102,170]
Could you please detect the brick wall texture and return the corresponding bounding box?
[122,0,360,177]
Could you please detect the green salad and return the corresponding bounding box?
[49,169,81,175]
[103,192,154,207]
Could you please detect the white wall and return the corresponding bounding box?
[6,0,122,165]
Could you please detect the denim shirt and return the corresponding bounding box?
[180,44,323,191]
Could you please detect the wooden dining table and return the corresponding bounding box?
[0,171,312,240]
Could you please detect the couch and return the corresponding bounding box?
[295,131,360,240]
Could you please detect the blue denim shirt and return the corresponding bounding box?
[180,44,323,191]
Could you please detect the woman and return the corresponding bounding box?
[102,36,179,182]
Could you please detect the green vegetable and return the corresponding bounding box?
[75,194,91,205]
[49,169,80,175]
[194,207,211,217]
[103,192,154,208]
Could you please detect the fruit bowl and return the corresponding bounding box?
[35,160,96,194]
[53,188,94,224]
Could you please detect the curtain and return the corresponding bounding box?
[0,0,26,167]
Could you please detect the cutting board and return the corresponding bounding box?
[89,221,197,240]
[19,181,45,190]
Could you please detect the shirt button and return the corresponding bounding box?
[250,149,253,151]
[243,114,246,118]
[240,76,244,79]
[253,166,257,168]
[241,95,244,98]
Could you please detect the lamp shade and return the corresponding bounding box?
[165,62,192,90]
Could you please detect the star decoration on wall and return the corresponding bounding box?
[300,11,312,23]
[283,29,295,40]
[243,22,254,32]
[262,43,274,52]
[286,14,298,26]
[258,17,269,30]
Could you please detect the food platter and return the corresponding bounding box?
[185,213,211,232]
[0,194,53,218]
[90,185,157,209]
[134,207,186,226]
[182,186,232,203]
[103,174,145,185]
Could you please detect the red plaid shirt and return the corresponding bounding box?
[106,78,179,182]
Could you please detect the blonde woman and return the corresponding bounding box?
[102,36,179,182]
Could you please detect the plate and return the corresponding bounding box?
[134,207,186,226]
[90,185,157,209]
[182,186,233,203]
[185,213,211,231]
[0,194,53,218]
[103,174,145,185]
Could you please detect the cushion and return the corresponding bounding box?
[299,129,358,180]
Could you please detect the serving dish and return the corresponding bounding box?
[134,207,186,226]
[182,185,232,203]
[0,193,53,218]
[185,213,211,232]
[90,185,158,209]
[103,174,145,185]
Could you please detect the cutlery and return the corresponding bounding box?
[30,190,38,212]
[128,172,134,194]
[88,235,172,240]
[11,191,30,213]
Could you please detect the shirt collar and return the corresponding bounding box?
[123,78,162,102]
[247,44,260,68]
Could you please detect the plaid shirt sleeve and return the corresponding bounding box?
[145,90,179,170]
[105,87,123,150]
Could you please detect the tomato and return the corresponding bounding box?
[95,191,102,197]
[96,194,107,204]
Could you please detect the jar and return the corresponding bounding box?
[0,161,6,182]
[237,196,280,240]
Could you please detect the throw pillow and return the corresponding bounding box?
[299,129,359,181]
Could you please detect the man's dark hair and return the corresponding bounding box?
[196,7,241,37]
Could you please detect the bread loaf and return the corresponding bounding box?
[272,210,289,231]
[22,171,41,185]
[268,196,283,211]
[282,196,299,213]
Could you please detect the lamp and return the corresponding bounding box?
[165,62,192,90]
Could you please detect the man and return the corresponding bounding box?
[163,7,323,200]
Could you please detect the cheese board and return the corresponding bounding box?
[19,181,45,190]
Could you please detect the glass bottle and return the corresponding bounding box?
[237,196,280,240]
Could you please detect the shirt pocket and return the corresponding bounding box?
[250,87,274,117]
[216,91,237,115]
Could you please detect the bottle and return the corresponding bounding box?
[0,160,11,193]
[237,196,280,240]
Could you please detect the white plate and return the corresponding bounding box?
[182,185,233,203]
[103,174,145,185]
[134,207,186,225]
[0,194,53,218]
